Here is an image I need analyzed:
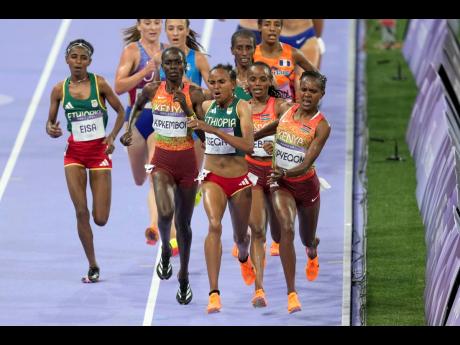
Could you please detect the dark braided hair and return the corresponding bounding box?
[249,61,290,99]
[165,19,206,53]
[65,39,94,57]
[300,70,327,92]
[209,63,236,82]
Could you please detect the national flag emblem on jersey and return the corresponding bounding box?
[227,107,233,115]
[64,102,74,110]
[279,59,291,67]
[91,99,98,108]
[260,113,271,121]
[301,124,312,133]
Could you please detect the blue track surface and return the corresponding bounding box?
[0,19,353,325]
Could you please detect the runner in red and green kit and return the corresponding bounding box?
[254,70,331,314]
[46,39,125,283]
[62,72,110,168]
[187,64,256,313]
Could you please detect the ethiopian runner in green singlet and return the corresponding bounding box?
[186,64,257,313]
[46,39,125,284]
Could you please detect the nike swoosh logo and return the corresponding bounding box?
[311,194,319,203]
[296,37,307,45]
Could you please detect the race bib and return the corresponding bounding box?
[152,114,187,137]
[274,139,305,170]
[71,116,105,142]
[205,128,236,155]
[252,135,274,157]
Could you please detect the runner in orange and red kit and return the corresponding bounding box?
[253,19,318,102]
[245,61,292,307]
[254,70,330,313]
[120,47,205,305]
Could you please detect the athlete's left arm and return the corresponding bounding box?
[293,48,319,73]
[260,99,292,153]
[253,100,290,141]
[190,86,206,142]
[236,99,255,154]
[195,52,211,90]
[284,118,331,178]
[253,120,279,141]
[97,76,126,154]
[292,48,320,102]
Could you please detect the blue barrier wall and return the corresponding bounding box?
[404,19,460,326]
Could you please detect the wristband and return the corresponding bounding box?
[317,37,326,55]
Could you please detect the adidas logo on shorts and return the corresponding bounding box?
[99,159,110,167]
[238,177,251,187]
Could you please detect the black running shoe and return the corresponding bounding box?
[176,279,193,305]
[88,266,100,282]
[156,252,172,280]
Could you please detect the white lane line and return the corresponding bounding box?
[201,19,215,52]
[142,19,215,326]
[142,242,163,326]
[342,19,357,326]
[0,19,72,203]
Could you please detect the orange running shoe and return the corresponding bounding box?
[207,292,222,314]
[232,243,238,258]
[306,237,320,281]
[287,292,302,314]
[306,256,319,281]
[145,227,159,245]
[270,242,279,256]
[170,238,179,257]
[240,256,256,285]
[252,289,267,308]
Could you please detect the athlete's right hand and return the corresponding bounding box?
[267,168,284,184]
[120,131,132,146]
[263,142,274,155]
[187,117,212,133]
[239,80,249,93]
[46,121,62,138]
[143,60,157,82]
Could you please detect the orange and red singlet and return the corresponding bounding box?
[151,81,194,151]
[273,104,325,179]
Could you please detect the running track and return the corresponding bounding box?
[0,19,354,325]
